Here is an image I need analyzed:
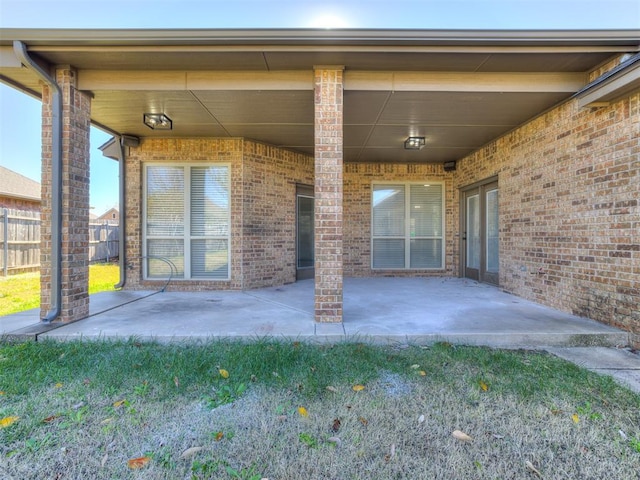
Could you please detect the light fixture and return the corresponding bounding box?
[143,113,172,130]
[404,136,425,150]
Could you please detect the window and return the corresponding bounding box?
[144,164,230,280]
[372,182,444,269]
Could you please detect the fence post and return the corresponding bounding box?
[2,208,8,277]
[105,222,110,263]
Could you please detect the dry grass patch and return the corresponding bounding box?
[0,340,638,479]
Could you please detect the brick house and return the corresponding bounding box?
[0,165,41,212]
[96,207,119,225]
[0,29,638,344]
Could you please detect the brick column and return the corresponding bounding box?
[314,67,344,323]
[40,66,91,321]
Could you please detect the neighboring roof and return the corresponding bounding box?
[1,29,639,164]
[0,166,41,202]
[97,207,119,218]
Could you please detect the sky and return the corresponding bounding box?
[0,0,638,214]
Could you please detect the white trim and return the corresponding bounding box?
[371,180,446,271]
[142,162,231,281]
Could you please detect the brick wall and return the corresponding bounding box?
[125,138,244,291]
[455,86,639,345]
[343,163,458,277]
[242,140,314,289]
[124,138,312,291]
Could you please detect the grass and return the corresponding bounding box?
[0,339,638,479]
[0,263,119,316]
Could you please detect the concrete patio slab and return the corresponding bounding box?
[546,347,640,393]
[1,277,618,348]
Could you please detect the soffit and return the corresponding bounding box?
[1,28,638,164]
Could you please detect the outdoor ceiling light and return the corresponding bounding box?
[143,113,172,130]
[404,136,425,150]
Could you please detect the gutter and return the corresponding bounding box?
[13,40,62,323]
[113,137,127,289]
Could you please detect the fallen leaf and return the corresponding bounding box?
[297,406,308,417]
[384,444,396,463]
[180,446,204,459]
[277,415,287,422]
[219,369,229,379]
[127,456,151,469]
[214,431,224,441]
[410,364,420,369]
[358,416,368,426]
[113,400,126,408]
[525,460,542,478]
[72,402,85,410]
[619,430,628,440]
[572,413,580,424]
[101,453,108,468]
[0,416,19,428]
[43,414,60,423]
[326,386,338,393]
[100,418,114,425]
[479,380,489,391]
[352,384,365,392]
[332,418,341,432]
[250,375,257,382]
[173,376,180,388]
[0,391,5,395]
[452,430,473,442]
[327,436,342,447]
[418,414,425,423]
[83,378,91,385]
[54,382,63,389]
[419,370,427,376]
[492,433,505,440]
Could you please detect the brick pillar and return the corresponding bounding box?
[40,66,91,321]
[314,67,344,323]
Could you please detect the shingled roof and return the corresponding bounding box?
[0,166,41,202]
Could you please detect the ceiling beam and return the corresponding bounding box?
[78,70,314,91]
[79,69,586,93]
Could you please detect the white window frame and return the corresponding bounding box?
[142,163,231,281]
[371,181,445,270]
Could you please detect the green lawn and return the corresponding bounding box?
[0,340,638,479]
[0,264,120,316]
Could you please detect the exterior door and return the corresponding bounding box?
[296,185,314,280]
[462,180,499,285]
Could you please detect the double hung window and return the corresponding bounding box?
[144,164,230,280]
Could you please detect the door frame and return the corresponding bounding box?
[296,184,315,281]
[459,176,499,285]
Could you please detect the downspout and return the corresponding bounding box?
[114,136,127,289]
[13,40,62,323]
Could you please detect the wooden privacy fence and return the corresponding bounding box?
[0,208,119,276]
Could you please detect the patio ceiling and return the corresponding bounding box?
[1,29,639,164]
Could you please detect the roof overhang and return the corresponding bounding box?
[1,28,639,164]
[575,52,640,107]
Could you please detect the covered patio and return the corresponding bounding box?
[1,278,627,347]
